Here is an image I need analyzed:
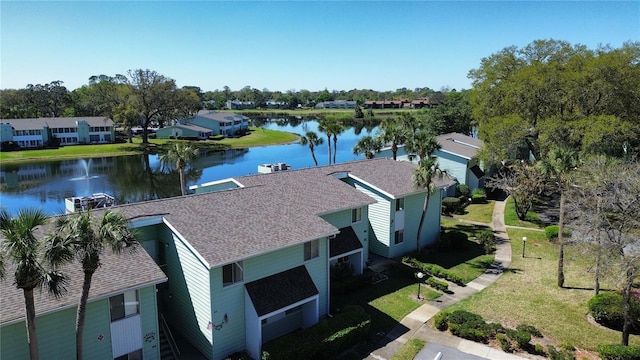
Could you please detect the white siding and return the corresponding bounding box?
[111,315,142,358]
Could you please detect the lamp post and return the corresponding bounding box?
[415,271,425,299]
[522,236,527,258]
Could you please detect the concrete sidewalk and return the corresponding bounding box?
[364,199,536,360]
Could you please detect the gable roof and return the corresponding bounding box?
[195,110,249,123]
[0,247,166,325]
[245,265,318,316]
[0,117,114,131]
[436,132,484,160]
[164,123,213,133]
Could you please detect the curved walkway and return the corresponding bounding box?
[365,199,535,360]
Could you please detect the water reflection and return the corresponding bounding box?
[0,118,379,216]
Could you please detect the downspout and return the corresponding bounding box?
[327,237,332,317]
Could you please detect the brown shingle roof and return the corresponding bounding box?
[0,247,166,324]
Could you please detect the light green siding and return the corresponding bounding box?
[0,285,159,360]
[156,126,200,139]
[436,150,467,186]
[321,208,369,262]
[211,239,328,360]
[342,178,391,258]
[189,117,220,133]
[160,226,213,359]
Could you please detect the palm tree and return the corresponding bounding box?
[413,157,441,252]
[326,121,344,164]
[536,147,579,288]
[300,131,323,166]
[317,120,332,165]
[405,129,440,161]
[159,142,200,196]
[48,210,137,360]
[379,118,407,161]
[353,135,382,159]
[0,208,68,360]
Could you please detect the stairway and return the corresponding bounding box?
[159,325,176,360]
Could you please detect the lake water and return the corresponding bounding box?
[0,119,378,216]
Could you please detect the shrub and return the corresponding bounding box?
[545,225,572,241]
[446,310,491,343]
[477,230,496,254]
[471,188,487,204]
[588,291,640,331]
[426,277,449,292]
[433,312,449,331]
[262,305,370,360]
[516,324,543,338]
[514,330,531,349]
[497,333,512,353]
[442,197,463,215]
[534,344,545,356]
[440,230,468,251]
[547,345,576,360]
[598,344,640,360]
[457,184,470,198]
[403,258,465,286]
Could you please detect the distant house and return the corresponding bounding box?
[363,100,408,109]
[226,100,255,110]
[314,100,356,109]
[0,117,115,149]
[156,110,250,139]
[434,133,485,193]
[0,248,167,359]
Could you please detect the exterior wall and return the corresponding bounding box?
[342,178,391,258]
[320,208,369,264]
[190,116,221,134]
[156,225,213,359]
[435,150,468,186]
[210,239,328,360]
[0,286,159,360]
[0,123,14,142]
[77,120,90,144]
[156,126,201,139]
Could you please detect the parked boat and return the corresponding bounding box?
[65,193,115,213]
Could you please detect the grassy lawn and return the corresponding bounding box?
[390,339,425,360]
[0,127,297,164]
[332,266,441,342]
[503,196,543,228]
[447,227,640,351]
[451,200,495,224]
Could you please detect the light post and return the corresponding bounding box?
[522,236,527,258]
[415,271,425,299]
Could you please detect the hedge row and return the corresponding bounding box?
[426,277,449,292]
[403,257,465,286]
[262,305,370,360]
[598,344,640,360]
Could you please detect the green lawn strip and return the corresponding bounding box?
[390,339,425,360]
[0,127,297,164]
[446,228,640,351]
[452,200,495,224]
[333,268,441,339]
[503,197,542,228]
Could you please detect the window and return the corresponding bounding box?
[394,229,404,245]
[109,290,139,322]
[223,261,243,286]
[351,208,362,223]
[396,198,405,212]
[304,239,319,260]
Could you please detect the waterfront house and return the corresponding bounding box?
[0,248,167,359]
[314,100,357,109]
[156,110,249,139]
[0,117,115,149]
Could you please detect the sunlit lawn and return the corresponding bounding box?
[333,266,441,339]
[503,196,543,228]
[448,227,640,351]
[390,339,425,360]
[451,200,495,224]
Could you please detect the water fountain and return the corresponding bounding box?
[70,159,100,181]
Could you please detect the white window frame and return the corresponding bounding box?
[109,290,139,322]
[351,207,362,223]
[304,239,320,261]
[223,261,244,286]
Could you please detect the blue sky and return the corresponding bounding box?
[1,1,638,92]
